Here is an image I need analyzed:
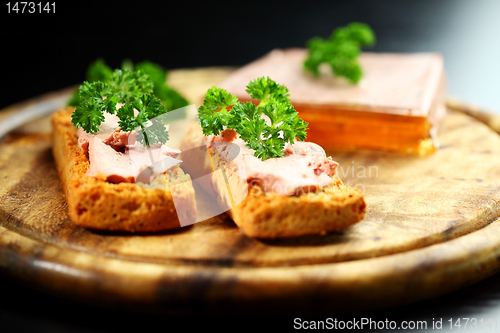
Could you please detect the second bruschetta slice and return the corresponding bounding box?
[180,77,365,238]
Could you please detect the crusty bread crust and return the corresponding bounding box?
[180,122,366,238]
[51,107,196,232]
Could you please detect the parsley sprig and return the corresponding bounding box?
[68,58,189,114]
[197,77,308,160]
[71,68,170,146]
[117,94,169,146]
[197,87,238,135]
[304,22,376,83]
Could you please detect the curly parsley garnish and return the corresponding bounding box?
[68,58,189,113]
[71,68,170,146]
[197,77,308,160]
[117,94,170,147]
[304,22,376,84]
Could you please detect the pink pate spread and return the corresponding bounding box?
[77,113,181,183]
[206,129,339,196]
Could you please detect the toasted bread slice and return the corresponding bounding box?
[51,107,196,232]
[180,122,366,238]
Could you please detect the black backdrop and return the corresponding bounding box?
[4,0,498,111]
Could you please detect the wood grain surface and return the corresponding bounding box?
[0,68,500,316]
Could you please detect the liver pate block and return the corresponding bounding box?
[220,48,446,155]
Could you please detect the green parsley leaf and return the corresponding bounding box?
[77,81,117,115]
[246,76,290,106]
[118,94,170,146]
[86,58,114,83]
[68,59,189,116]
[304,22,375,83]
[129,60,189,119]
[106,69,154,104]
[198,77,308,160]
[153,84,189,114]
[68,59,113,107]
[197,86,238,136]
[71,69,171,147]
[71,100,105,134]
[72,69,154,134]
[135,61,167,88]
[67,90,81,107]
[120,59,134,72]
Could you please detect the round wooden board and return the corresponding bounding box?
[1,68,500,316]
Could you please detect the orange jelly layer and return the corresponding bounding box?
[296,104,435,156]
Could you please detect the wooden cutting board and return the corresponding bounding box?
[1,68,500,316]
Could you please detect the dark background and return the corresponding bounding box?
[2,0,500,113]
[2,0,500,331]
